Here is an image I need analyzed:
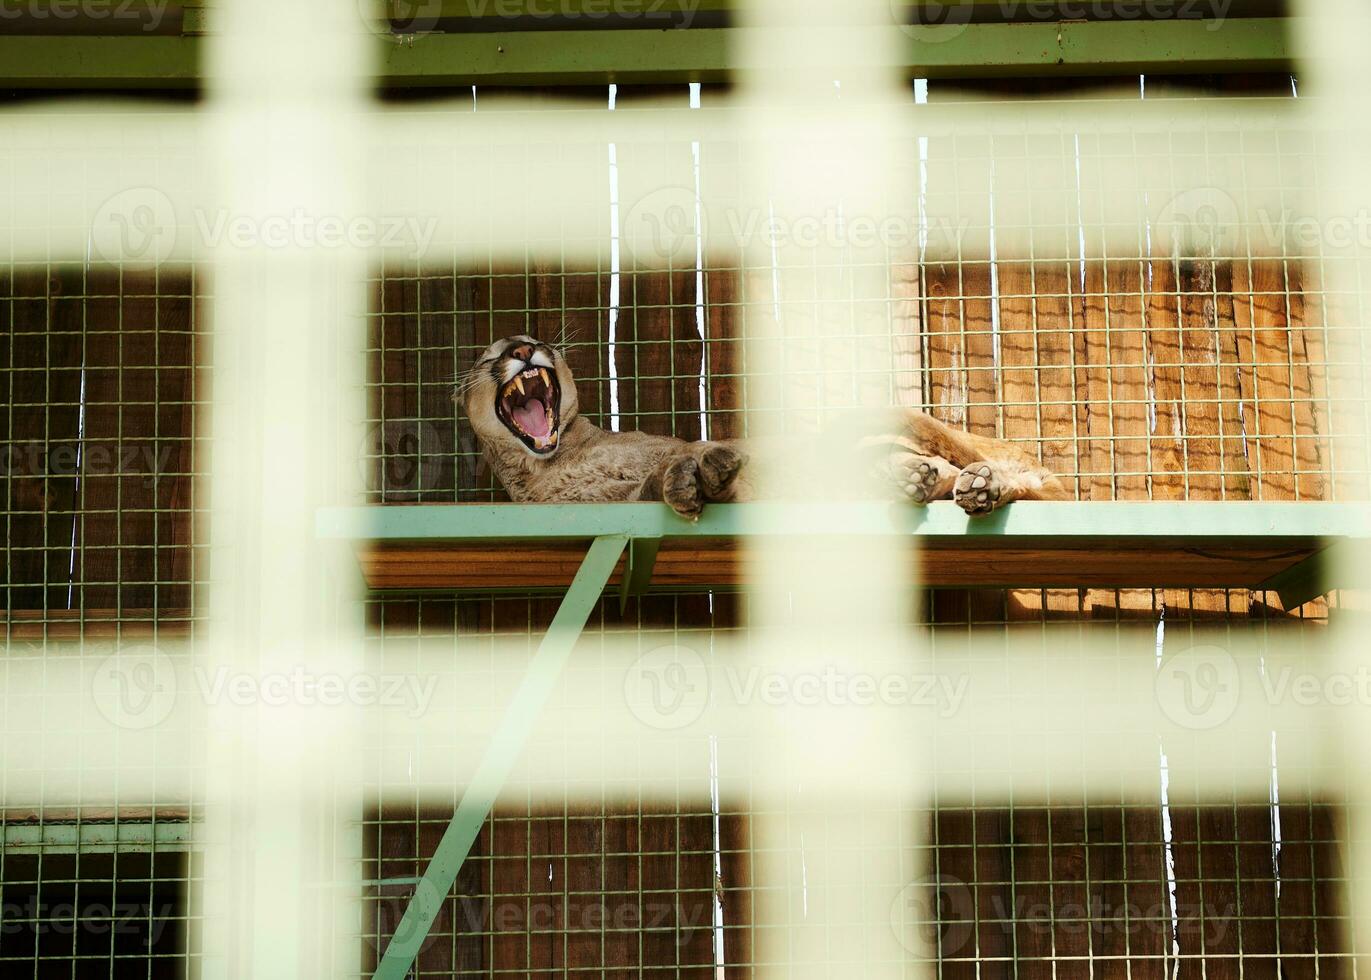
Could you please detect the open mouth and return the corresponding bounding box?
[496,366,560,454]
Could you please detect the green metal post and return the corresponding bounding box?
[371,534,628,980]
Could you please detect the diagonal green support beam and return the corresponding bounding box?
[372,533,628,980]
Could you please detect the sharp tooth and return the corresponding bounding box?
[513,376,525,395]
[538,368,550,387]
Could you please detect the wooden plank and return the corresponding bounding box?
[354,538,1323,593]
[1007,806,1057,977]
[1176,259,1229,501]
[1097,258,1152,501]
[925,261,999,438]
[158,269,201,615]
[1284,262,1335,503]
[719,811,752,980]
[704,268,744,440]
[1234,258,1337,505]
[890,247,924,412]
[1233,259,1300,501]
[1142,258,1188,499]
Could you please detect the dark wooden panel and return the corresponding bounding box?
[354,536,1322,594]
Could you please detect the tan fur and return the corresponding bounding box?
[461,336,1068,519]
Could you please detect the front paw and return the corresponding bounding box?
[699,444,746,500]
[954,463,1005,515]
[663,457,705,521]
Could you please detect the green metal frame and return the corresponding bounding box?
[371,533,627,980]
[319,499,1365,544]
[0,18,1294,88]
[2,820,193,854]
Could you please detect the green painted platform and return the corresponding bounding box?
[318,500,1371,609]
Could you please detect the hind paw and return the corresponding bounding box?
[662,457,705,521]
[889,452,958,504]
[699,444,746,500]
[954,463,1007,515]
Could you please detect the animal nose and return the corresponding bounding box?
[510,344,533,362]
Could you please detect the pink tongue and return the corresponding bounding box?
[514,399,550,439]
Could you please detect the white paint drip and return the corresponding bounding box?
[988,159,1002,380]
[709,734,726,979]
[690,82,708,442]
[1155,610,1183,978]
[607,84,622,432]
[68,366,87,609]
[1073,134,1087,295]
[1259,654,1284,901]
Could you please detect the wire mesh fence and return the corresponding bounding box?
[3,41,1368,980]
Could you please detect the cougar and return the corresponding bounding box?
[458,335,1068,519]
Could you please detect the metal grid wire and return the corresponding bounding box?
[0,824,194,977]
[1,263,207,641]
[363,131,1367,512]
[1,77,1365,978]
[0,263,205,974]
[353,80,1361,977]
